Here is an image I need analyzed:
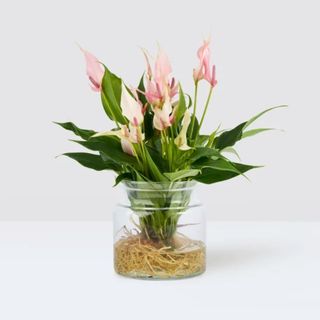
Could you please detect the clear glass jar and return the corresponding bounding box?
[113,181,206,279]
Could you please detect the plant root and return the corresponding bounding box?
[114,232,205,279]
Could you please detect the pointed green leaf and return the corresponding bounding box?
[241,128,275,139]
[54,122,96,140]
[196,135,209,147]
[195,162,259,184]
[144,148,168,182]
[114,172,133,186]
[62,152,114,171]
[206,124,221,147]
[214,105,286,150]
[243,105,287,130]
[215,122,247,150]
[71,136,137,166]
[192,158,242,174]
[221,147,241,160]
[144,110,154,140]
[188,147,221,163]
[100,67,127,124]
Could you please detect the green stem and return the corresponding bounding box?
[197,86,214,139]
[169,126,175,171]
[132,144,143,170]
[138,143,148,176]
[190,82,199,138]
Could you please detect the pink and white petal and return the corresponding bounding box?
[141,48,153,79]
[121,83,144,125]
[154,48,172,82]
[174,109,191,150]
[121,139,135,156]
[81,48,104,90]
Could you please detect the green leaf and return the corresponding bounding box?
[215,122,247,150]
[100,67,127,124]
[62,152,114,171]
[206,124,221,148]
[54,122,96,140]
[195,162,259,184]
[175,84,187,123]
[144,147,168,182]
[221,147,241,160]
[192,158,242,174]
[243,105,287,130]
[188,147,221,163]
[71,136,137,166]
[114,172,133,186]
[214,105,286,150]
[144,110,154,140]
[241,128,275,139]
[164,169,200,181]
[146,145,168,172]
[196,135,209,147]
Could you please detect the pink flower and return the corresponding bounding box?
[121,83,144,126]
[142,48,178,106]
[153,96,174,131]
[174,109,192,150]
[92,124,144,156]
[208,65,217,87]
[120,125,144,156]
[193,40,217,87]
[81,48,104,92]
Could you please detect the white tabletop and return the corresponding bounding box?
[0,221,319,319]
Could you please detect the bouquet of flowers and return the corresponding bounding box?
[56,40,284,279]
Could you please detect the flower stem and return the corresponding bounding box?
[197,86,214,139]
[190,82,199,139]
[139,142,148,176]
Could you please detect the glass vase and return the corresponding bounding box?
[113,181,206,279]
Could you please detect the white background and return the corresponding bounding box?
[0,0,319,220]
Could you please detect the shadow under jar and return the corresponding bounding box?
[113,181,206,280]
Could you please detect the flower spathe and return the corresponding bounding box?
[193,39,217,87]
[93,124,144,156]
[120,82,144,126]
[81,48,104,92]
[153,96,174,131]
[143,48,178,106]
[174,109,192,150]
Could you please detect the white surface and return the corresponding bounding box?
[0,0,320,220]
[0,221,319,319]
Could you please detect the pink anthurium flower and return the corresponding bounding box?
[92,124,144,156]
[120,124,144,155]
[142,48,178,106]
[81,48,105,92]
[153,96,174,131]
[193,39,217,87]
[208,65,217,88]
[174,109,192,150]
[154,49,172,84]
[121,83,144,126]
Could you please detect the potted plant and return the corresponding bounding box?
[56,40,285,279]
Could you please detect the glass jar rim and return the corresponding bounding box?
[121,180,198,192]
